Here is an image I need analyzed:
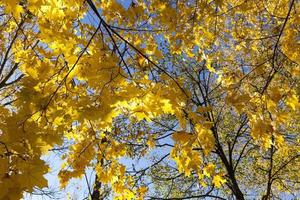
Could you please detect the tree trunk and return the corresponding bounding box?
[91,174,102,200]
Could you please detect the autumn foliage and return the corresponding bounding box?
[0,0,299,199]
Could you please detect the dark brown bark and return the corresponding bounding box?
[216,141,245,200]
[91,174,102,200]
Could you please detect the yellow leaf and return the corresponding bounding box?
[172,131,194,145]
[203,163,215,177]
[212,174,226,188]
[147,136,156,148]
[286,93,299,111]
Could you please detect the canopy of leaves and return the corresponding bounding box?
[0,0,299,199]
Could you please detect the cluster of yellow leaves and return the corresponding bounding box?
[171,125,225,188]
[0,108,58,199]
[1,0,24,19]
[95,161,146,200]
[171,131,202,176]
